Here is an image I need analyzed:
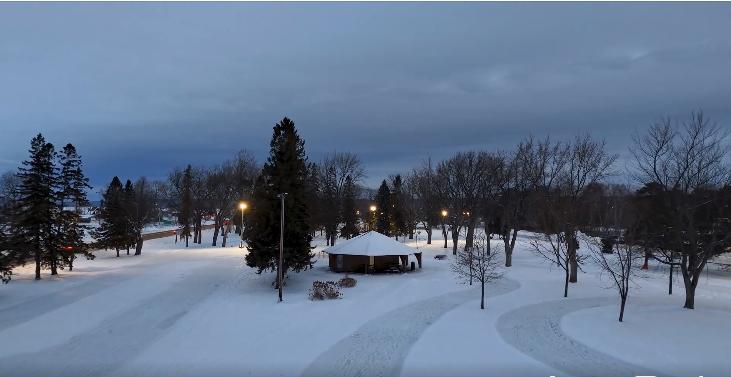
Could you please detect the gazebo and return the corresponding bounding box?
[324,231,423,274]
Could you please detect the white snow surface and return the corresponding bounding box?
[323,230,419,256]
[0,229,730,377]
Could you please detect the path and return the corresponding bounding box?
[0,260,239,377]
[495,295,731,377]
[299,277,521,377]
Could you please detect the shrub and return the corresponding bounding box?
[338,274,357,288]
[309,280,342,301]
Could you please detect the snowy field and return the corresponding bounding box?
[1,229,730,377]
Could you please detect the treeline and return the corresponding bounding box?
[0,134,93,282]
[374,109,731,310]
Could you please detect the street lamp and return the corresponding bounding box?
[239,202,247,248]
[277,193,288,302]
[441,210,448,249]
[369,205,376,231]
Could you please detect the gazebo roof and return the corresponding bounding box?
[324,231,418,256]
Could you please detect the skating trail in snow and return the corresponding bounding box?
[299,277,520,377]
[0,260,239,377]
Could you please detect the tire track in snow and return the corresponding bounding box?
[0,260,238,377]
[299,277,521,377]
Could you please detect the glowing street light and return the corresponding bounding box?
[441,210,448,249]
[369,205,377,231]
[239,202,247,248]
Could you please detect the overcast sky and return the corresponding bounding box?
[2,2,731,195]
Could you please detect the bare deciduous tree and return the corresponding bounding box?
[450,229,504,309]
[628,110,731,309]
[586,189,642,322]
[411,157,441,244]
[436,151,483,254]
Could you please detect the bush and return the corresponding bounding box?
[338,274,357,288]
[309,280,341,301]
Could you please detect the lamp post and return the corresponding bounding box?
[277,193,288,302]
[369,205,376,231]
[239,202,247,248]
[441,210,448,249]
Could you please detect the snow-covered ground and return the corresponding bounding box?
[1,229,730,377]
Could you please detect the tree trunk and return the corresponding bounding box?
[330,234,336,246]
[480,281,486,309]
[116,247,120,258]
[504,241,513,267]
[197,216,203,244]
[126,246,130,255]
[68,256,74,271]
[668,264,673,295]
[619,295,627,322]
[442,224,448,249]
[465,220,476,250]
[35,249,41,280]
[222,226,228,248]
[185,235,189,248]
[563,264,570,298]
[212,214,221,246]
[683,283,696,309]
[135,234,143,255]
[451,227,460,255]
[426,227,432,244]
[51,250,58,275]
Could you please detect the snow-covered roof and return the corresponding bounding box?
[324,231,419,256]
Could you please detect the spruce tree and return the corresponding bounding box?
[179,165,193,247]
[391,175,408,240]
[122,180,136,255]
[321,166,339,245]
[1,224,14,283]
[374,180,392,236]
[244,117,314,279]
[304,163,322,237]
[92,177,126,257]
[340,175,360,239]
[13,134,59,280]
[57,144,94,271]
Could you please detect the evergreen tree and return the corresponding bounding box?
[179,165,193,247]
[13,134,59,280]
[1,224,14,283]
[391,174,408,240]
[57,144,94,271]
[244,117,314,280]
[92,177,126,257]
[374,180,392,236]
[340,175,360,239]
[321,166,339,245]
[304,163,322,237]
[122,180,137,255]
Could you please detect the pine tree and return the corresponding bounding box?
[322,166,339,245]
[122,180,137,255]
[243,117,314,280]
[179,165,193,247]
[92,177,126,257]
[391,175,408,240]
[374,180,392,236]
[340,175,360,239]
[0,224,14,283]
[13,134,59,280]
[304,163,322,237]
[57,144,94,271]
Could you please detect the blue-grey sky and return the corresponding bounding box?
[2,2,731,195]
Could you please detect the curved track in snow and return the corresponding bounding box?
[299,277,521,377]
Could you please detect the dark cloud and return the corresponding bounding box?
[1,2,731,191]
